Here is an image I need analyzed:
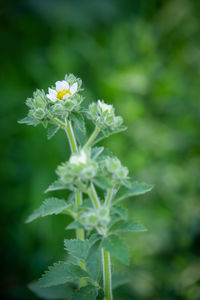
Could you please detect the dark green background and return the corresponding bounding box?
[1,0,200,299]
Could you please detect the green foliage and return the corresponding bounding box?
[114,182,153,203]
[109,219,147,233]
[72,285,99,300]
[3,2,200,299]
[39,262,89,287]
[28,281,74,299]
[64,239,90,261]
[19,73,151,300]
[25,198,72,223]
[102,235,130,265]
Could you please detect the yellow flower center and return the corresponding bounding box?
[57,89,71,100]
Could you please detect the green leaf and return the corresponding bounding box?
[45,180,67,193]
[28,281,74,299]
[71,113,87,145]
[102,235,130,265]
[25,198,71,223]
[91,147,104,160]
[112,274,129,289]
[47,124,60,140]
[18,116,39,126]
[93,175,112,190]
[65,221,84,230]
[39,262,89,287]
[112,205,128,220]
[109,220,147,233]
[64,239,90,261]
[94,126,127,145]
[86,240,101,281]
[72,285,98,300]
[114,181,153,203]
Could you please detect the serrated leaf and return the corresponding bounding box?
[91,147,104,160]
[25,198,71,223]
[65,221,84,231]
[45,180,67,193]
[64,239,90,261]
[28,281,74,299]
[109,220,147,234]
[93,175,112,190]
[101,235,130,265]
[112,205,128,220]
[72,285,98,300]
[86,240,101,281]
[94,126,127,145]
[114,181,153,203]
[39,262,89,287]
[71,113,87,145]
[47,124,60,140]
[18,116,39,126]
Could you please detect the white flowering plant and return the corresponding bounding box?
[19,74,153,300]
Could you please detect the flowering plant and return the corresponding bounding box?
[19,74,152,300]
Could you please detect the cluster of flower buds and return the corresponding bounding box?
[57,149,98,186]
[88,100,123,130]
[26,89,48,121]
[23,74,83,125]
[79,206,110,234]
[103,156,129,184]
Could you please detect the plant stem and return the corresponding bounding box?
[85,127,100,148]
[104,188,115,207]
[102,248,113,300]
[64,119,86,287]
[65,120,78,153]
[75,191,84,240]
[88,183,101,209]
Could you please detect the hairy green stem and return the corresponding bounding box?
[65,120,78,153]
[88,183,101,209]
[85,127,100,148]
[64,119,86,287]
[75,191,84,240]
[104,188,115,207]
[102,248,113,300]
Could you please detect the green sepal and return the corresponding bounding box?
[25,198,72,223]
[47,124,60,140]
[109,219,147,234]
[39,262,89,287]
[114,181,153,203]
[101,235,130,265]
[18,116,39,126]
[28,281,74,299]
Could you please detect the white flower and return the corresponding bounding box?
[69,149,87,165]
[97,100,113,113]
[46,80,78,102]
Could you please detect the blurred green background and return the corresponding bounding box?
[1,0,200,299]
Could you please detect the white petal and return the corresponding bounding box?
[70,82,78,95]
[47,88,57,102]
[56,80,69,91]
